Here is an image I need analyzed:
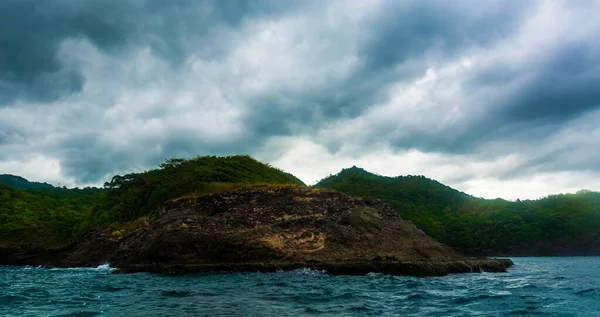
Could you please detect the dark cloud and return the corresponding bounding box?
[49,122,260,182]
[358,1,530,72]
[239,1,538,156]
[0,126,21,146]
[358,5,600,157]
[0,0,296,105]
[0,0,131,104]
[1,0,600,194]
[244,80,393,138]
[502,42,600,121]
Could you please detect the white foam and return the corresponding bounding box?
[94,263,116,272]
[291,268,327,275]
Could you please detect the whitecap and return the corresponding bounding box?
[291,268,327,275]
[94,263,115,271]
[367,272,385,277]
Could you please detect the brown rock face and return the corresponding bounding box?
[112,185,512,276]
[0,229,120,267]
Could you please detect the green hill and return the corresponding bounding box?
[0,174,54,189]
[88,155,305,228]
[0,183,103,246]
[1,155,304,247]
[315,167,600,255]
[4,156,600,256]
[315,166,472,238]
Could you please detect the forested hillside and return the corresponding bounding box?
[89,155,305,227]
[3,157,600,255]
[0,155,304,247]
[0,174,54,189]
[0,183,102,246]
[316,167,600,255]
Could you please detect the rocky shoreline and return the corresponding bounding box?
[1,185,514,276]
[113,258,513,276]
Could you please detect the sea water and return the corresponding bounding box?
[1,257,599,316]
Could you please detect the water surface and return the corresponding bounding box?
[1,257,599,316]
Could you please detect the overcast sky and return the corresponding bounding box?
[1,0,600,199]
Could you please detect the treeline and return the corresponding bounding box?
[0,174,54,190]
[316,167,600,255]
[0,184,102,246]
[0,155,304,246]
[89,155,304,227]
[446,192,600,254]
[3,157,600,255]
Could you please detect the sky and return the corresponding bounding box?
[1,0,600,200]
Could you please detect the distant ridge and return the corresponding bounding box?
[315,166,600,256]
[0,174,54,189]
[2,157,600,258]
[315,166,473,233]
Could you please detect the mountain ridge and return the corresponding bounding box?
[0,174,54,190]
[2,157,600,258]
[316,166,600,256]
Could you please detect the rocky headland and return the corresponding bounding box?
[112,185,512,276]
[1,185,513,276]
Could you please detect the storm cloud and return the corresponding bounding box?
[1,0,600,199]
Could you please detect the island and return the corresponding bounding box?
[111,185,512,275]
[0,156,514,275]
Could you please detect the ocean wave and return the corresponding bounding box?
[44,263,115,272]
[0,294,28,305]
[288,268,327,275]
[574,288,598,296]
[93,263,115,271]
[160,289,194,298]
[2,257,600,316]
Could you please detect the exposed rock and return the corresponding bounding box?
[0,229,120,267]
[344,207,382,233]
[0,185,513,276]
[111,185,513,276]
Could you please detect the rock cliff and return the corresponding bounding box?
[111,185,512,276]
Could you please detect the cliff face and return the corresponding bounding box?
[0,185,512,276]
[111,185,512,276]
[0,229,120,267]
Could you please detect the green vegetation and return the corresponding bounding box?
[0,155,304,247]
[0,174,54,190]
[89,155,304,227]
[0,183,102,246]
[316,167,600,254]
[2,157,599,255]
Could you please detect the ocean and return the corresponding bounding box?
[1,257,599,316]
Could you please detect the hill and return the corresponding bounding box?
[1,155,304,249]
[0,183,103,246]
[1,184,513,276]
[315,166,473,239]
[89,155,305,227]
[315,167,600,256]
[111,185,511,276]
[0,174,54,189]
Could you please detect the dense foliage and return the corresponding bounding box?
[0,155,303,246]
[3,157,599,255]
[89,155,305,227]
[0,183,102,246]
[316,167,600,255]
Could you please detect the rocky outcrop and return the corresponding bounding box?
[111,185,513,276]
[0,185,512,275]
[0,229,120,267]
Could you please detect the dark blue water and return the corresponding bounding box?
[1,257,599,316]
